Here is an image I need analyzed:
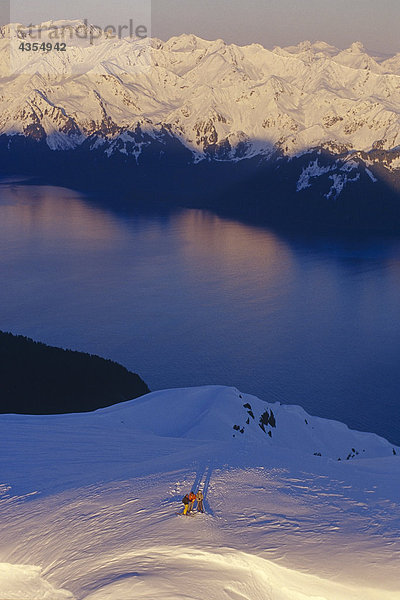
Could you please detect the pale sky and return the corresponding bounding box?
[4,0,400,55]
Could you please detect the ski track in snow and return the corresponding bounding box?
[0,386,399,599]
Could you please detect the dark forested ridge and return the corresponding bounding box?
[0,331,150,414]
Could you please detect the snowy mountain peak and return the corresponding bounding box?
[165,33,212,52]
[95,386,398,460]
[349,41,366,53]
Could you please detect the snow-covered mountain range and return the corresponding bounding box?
[1,22,400,225]
[0,385,399,599]
[1,23,400,158]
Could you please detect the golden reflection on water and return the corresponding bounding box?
[0,184,125,247]
[0,185,296,286]
[174,209,295,285]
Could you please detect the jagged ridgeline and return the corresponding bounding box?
[0,331,150,414]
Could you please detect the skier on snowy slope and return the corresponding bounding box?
[196,489,204,512]
[182,493,190,515]
[188,491,196,513]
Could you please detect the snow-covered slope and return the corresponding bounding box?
[1,385,399,599]
[97,386,398,460]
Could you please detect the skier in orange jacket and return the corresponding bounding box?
[188,491,196,513]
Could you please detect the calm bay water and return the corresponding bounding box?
[1,181,400,444]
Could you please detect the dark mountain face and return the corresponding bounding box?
[1,132,400,233]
